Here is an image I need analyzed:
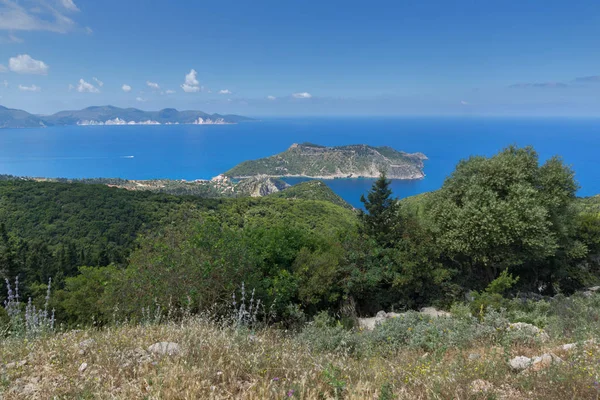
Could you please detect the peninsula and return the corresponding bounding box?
[0,105,252,128]
[224,143,427,180]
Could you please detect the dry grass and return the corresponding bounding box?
[1,318,599,399]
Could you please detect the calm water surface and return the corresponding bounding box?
[1,117,599,208]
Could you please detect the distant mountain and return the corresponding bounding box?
[225,142,427,180]
[0,105,253,128]
[0,105,45,128]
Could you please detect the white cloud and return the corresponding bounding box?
[92,77,103,87]
[77,78,99,93]
[136,97,146,102]
[61,0,79,12]
[9,54,49,75]
[18,84,40,92]
[0,64,6,73]
[218,89,232,95]
[0,34,23,44]
[122,84,132,92]
[165,89,175,94]
[185,69,199,86]
[85,26,93,35]
[460,100,469,105]
[147,81,160,90]
[2,80,8,88]
[267,95,276,100]
[181,83,200,93]
[292,92,312,99]
[181,69,201,93]
[0,0,77,33]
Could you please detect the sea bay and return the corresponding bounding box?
[1,117,599,208]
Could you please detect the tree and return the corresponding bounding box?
[430,145,580,293]
[359,172,399,247]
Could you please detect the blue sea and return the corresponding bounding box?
[1,117,600,208]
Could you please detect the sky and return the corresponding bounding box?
[1,0,600,116]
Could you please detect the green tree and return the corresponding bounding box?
[430,145,580,293]
[360,172,399,247]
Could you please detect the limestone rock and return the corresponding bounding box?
[147,342,181,356]
[507,322,549,342]
[419,307,451,318]
[558,343,577,351]
[509,356,532,371]
[528,353,562,372]
[78,362,88,372]
[469,379,494,394]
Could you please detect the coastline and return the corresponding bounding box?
[228,172,426,180]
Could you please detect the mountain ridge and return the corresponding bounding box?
[0,105,252,128]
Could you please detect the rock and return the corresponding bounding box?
[78,362,88,372]
[469,379,494,394]
[5,360,27,369]
[357,315,386,330]
[589,286,600,292]
[509,356,532,371]
[528,353,562,372]
[147,342,181,356]
[358,307,451,330]
[386,312,403,319]
[468,353,481,361]
[507,322,549,342]
[419,307,451,318]
[559,343,577,351]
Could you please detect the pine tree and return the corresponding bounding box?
[359,172,399,247]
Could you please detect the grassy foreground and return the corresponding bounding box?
[1,307,600,399]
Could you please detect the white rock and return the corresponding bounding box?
[357,316,386,331]
[419,307,451,317]
[147,342,181,356]
[560,343,577,351]
[589,286,600,292]
[78,362,88,372]
[507,322,550,342]
[509,356,532,371]
[469,379,494,393]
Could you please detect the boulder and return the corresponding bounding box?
[147,342,181,356]
[528,353,562,372]
[358,307,451,330]
[558,343,577,352]
[509,356,531,371]
[419,307,451,318]
[357,314,387,331]
[507,322,549,342]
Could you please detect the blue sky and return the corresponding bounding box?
[1,0,600,116]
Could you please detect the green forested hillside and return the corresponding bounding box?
[269,180,353,209]
[1,145,600,328]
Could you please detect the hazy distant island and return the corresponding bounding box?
[0,105,253,128]
[225,143,427,180]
